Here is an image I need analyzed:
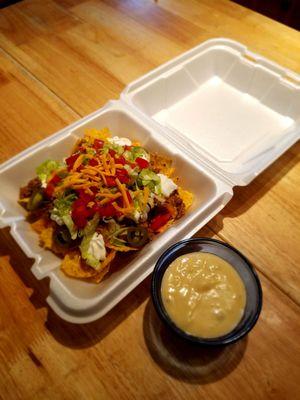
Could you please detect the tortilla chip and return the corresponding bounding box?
[178,187,194,210]
[84,127,110,140]
[150,153,174,177]
[61,251,97,279]
[31,218,48,234]
[87,266,110,283]
[131,141,141,146]
[39,226,54,249]
[61,250,116,282]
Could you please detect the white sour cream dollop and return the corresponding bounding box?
[158,174,178,197]
[108,136,132,147]
[88,233,106,268]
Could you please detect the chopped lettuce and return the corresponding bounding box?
[124,146,149,163]
[50,194,77,239]
[83,213,100,236]
[124,164,139,178]
[62,214,78,240]
[137,169,161,193]
[102,142,124,155]
[36,160,63,186]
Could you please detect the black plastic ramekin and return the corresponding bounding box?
[151,238,263,346]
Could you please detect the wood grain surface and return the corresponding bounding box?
[0,1,299,399]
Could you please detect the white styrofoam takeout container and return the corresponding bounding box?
[0,38,299,323]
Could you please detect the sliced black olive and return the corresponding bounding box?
[27,190,44,211]
[54,227,72,248]
[126,227,148,247]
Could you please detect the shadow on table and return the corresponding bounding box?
[45,277,150,348]
[0,226,149,348]
[143,300,247,384]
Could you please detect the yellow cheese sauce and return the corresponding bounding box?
[161,252,246,338]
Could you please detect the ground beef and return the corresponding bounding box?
[19,177,41,199]
[167,191,185,219]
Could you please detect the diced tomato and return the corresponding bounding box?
[117,175,129,184]
[66,153,80,171]
[71,198,94,228]
[136,157,149,169]
[93,202,119,218]
[78,146,86,153]
[106,177,117,187]
[124,145,132,151]
[44,174,62,198]
[109,149,116,157]
[72,198,89,213]
[50,174,62,185]
[72,211,87,228]
[89,158,98,166]
[100,204,117,217]
[77,189,94,203]
[116,168,130,184]
[44,183,55,198]
[116,168,128,177]
[114,156,126,165]
[150,212,171,232]
[93,139,104,150]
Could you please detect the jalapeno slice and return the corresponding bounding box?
[27,190,44,211]
[126,227,148,247]
[54,227,72,248]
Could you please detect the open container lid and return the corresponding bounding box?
[122,38,300,186]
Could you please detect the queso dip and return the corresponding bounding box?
[161,252,246,338]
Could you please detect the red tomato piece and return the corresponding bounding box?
[100,203,117,217]
[116,168,128,176]
[118,175,130,184]
[49,174,61,185]
[89,158,98,166]
[114,156,126,165]
[72,212,87,229]
[150,212,171,232]
[77,189,94,203]
[44,183,55,198]
[106,177,117,187]
[109,149,116,157]
[93,139,104,150]
[71,199,94,228]
[116,168,130,184]
[93,201,118,218]
[66,153,80,171]
[136,157,149,169]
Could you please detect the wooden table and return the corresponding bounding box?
[0,1,299,399]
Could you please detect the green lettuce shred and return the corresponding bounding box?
[50,193,77,239]
[36,160,63,186]
[137,168,161,193]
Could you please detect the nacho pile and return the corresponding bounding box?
[19,128,193,283]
